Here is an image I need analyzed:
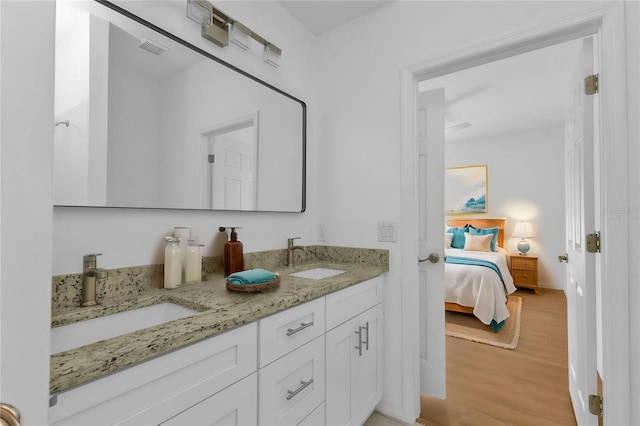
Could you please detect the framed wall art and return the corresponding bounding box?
[445,165,488,215]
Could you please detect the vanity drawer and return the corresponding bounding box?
[326,276,383,331]
[258,297,325,367]
[258,336,325,426]
[299,402,325,426]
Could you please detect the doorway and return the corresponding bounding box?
[417,36,592,424]
[400,3,630,424]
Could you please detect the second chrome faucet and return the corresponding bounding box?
[287,237,304,267]
[81,253,108,307]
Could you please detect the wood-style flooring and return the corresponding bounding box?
[418,289,577,426]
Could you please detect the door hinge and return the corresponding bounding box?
[585,74,599,95]
[589,394,603,416]
[586,231,601,253]
[208,154,215,164]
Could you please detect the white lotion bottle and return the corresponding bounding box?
[164,236,181,289]
[174,226,191,282]
[185,240,204,283]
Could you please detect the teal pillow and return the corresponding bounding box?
[447,227,468,249]
[469,227,499,251]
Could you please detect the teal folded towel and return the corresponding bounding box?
[227,268,277,285]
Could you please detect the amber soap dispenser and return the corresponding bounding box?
[220,227,244,277]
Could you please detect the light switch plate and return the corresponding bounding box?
[378,221,398,242]
[318,224,327,242]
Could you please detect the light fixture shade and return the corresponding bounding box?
[513,221,534,239]
[230,22,252,50]
[186,0,211,24]
[263,43,281,67]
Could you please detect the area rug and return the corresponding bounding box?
[445,296,522,350]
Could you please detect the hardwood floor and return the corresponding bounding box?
[418,289,577,426]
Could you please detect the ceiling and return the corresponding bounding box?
[419,39,583,143]
[278,1,393,35]
[278,1,583,144]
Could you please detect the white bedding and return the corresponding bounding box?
[444,247,517,325]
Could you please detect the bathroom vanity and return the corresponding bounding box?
[49,249,387,426]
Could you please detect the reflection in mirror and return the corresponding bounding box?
[54,0,305,212]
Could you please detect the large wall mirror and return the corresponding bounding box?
[54,0,306,212]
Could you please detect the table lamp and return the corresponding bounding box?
[513,221,534,255]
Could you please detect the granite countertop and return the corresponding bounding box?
[50,260,387,395]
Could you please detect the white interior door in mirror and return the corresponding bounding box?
[203,114,258,210]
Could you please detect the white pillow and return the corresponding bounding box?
[463,232,492,252]
[445,233,453,248]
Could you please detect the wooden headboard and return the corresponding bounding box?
[446,217,506,248]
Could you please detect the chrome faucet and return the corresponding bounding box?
[81,253,108,307]
[287,237,304,267]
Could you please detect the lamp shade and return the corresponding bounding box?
[513,221,534,239]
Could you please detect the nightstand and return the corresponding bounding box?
[509,254,538,293]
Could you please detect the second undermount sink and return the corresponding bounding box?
[51,302,198,354]
[290,267,346,280]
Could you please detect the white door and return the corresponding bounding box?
[417,88,446,398]
[202,114,258,210]
[564,36,598,426]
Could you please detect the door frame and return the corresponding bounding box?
[399,2,629,423]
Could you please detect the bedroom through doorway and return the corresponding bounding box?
[416,35,598,425]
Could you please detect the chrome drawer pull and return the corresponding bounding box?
[355,327,363,356]
[286,379,314,400]
[287,321,314,336]
[362,321,370,351]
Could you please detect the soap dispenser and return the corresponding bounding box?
[220,227,244,277]
[164,236,181,289]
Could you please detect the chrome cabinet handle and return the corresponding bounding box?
[286,321,313,336]
[362,321,370,351]
[355,326,363,356]
[286,379,314,400]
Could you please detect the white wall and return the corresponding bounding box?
[315,1,614,421]
[445,126,566,290]
[52,0,321,275]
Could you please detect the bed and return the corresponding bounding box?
[444,218,517,330]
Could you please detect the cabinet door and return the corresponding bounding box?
[353,303,384,424]
[326,304,384,426]
[325,315,359,426]
[161,373,257,426]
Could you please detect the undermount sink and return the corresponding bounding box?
[51,302,198,354]
[289,267,346,280]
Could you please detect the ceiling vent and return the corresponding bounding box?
[138,38,168,56]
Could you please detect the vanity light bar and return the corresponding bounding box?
[186,0,281,67]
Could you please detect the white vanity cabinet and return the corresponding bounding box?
[325,276,384,426]
[49,323,258,426]
[50,274,384,426]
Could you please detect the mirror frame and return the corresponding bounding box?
[56,0,306,213]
